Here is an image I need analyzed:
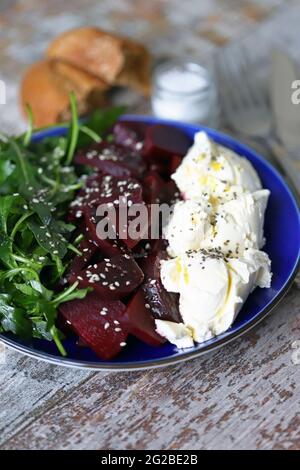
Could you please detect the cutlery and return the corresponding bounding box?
[216,45,300,194]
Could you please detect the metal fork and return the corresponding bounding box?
[216,45,300,193]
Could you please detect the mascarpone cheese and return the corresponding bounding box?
[172,131,262,201]
[165,190,270,257]
[159,249,271,345]
[158,131,272,348]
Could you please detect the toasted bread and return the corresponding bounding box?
[20,60,108,127]
[47,27,151,96]
[20,60,70,127]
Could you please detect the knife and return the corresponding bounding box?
[270,49,300,154]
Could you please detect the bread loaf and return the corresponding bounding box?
[47,27,151,96]
[20,27,152,126]
[20,60,108,127]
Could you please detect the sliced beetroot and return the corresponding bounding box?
[59,292,128,360]
[132,238,168,263]
[142,172,164,204]
[143,124,191,162]
[147,154,182,180]
[165,179,181,205]
[143,171,179,205]
[69,253,144,300]
[148,161,169,180]
[68,237,99,277]
[125,289,165,346]
[68,173,110,221]
[83,205,126,256]
[140,251,182,323]
[70,174,146,251]
[82,178,145,250]
[169,154,182,174]
[74,141,146,179]
[113,121,148,152]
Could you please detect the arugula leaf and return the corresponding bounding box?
[0,294,32,339]
[27,218,69,259]
[0,159,15,185]
[53,284,91,307]
[0,195,17,233]
[65,92,80,165]
[77,106,126,147]
[23,104,34,147]
[0,232,14,268]
[33,321,53,341]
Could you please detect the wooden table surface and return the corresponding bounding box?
[0,0,300,450]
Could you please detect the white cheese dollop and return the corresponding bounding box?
[165,190,270,257]
[155,320,194,349]
[172,131,262,201]
[164,199,211,257]
[158,131,272,348]
[160,249,271,344]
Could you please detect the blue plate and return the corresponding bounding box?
[1,116,300,370]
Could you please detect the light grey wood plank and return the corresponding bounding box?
[1,286,299,450]
[0,353,94,443]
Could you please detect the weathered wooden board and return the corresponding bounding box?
[1,285,299,450]
[0,0,299,451]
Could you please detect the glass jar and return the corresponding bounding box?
[151,60,219,127]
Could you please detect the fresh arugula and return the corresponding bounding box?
[0,97,124,355]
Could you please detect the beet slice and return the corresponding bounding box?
[143,171,179,205]
[82,179,146,250]
[70,253,144,300]
[169,154,182,174]
[68,173,109,221]
[83,205,126,256]
[59,292,128,359]
[74,141,146,179]
[70,174,146,251]
[132,238,168,263]
[68,237,99,277]
[140,251,181,323]
[143,124,191,162]
[125,289,165,346]
[143,172,164,204]
[113,121,148,152]
[125,249,181,346]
